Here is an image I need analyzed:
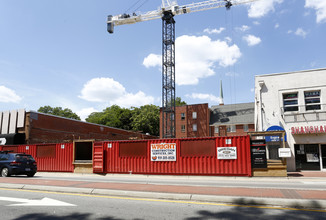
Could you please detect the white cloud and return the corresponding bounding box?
[295,28,308,38]
[253,21,260,25]
[275,23,280,29]
[203,27,225,34]
[305,0,326,23]
[243,34,262,46]
[225,37,232,43]
[79,77,154,108]
[236,25,250,32]
[250,88,254,92]
[0,86,22,103]
[248,0,283,18]
[143,53,161,68]
[76,107,98,121]
[143,35,241,86]
[186,93,221,104]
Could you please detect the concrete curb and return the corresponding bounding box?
[1,183,325,210]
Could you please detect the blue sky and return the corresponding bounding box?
[1,0,326,120]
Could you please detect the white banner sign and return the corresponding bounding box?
[151,143,176,161]
[0,138,6,145]
[217,147,237,160]
[278,148,291,158]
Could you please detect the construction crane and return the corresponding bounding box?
[107,0,257,138]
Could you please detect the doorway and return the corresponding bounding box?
[321,145,326,171]
[73,141,93,173]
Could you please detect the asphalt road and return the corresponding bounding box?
[35,173,326,191]
[0,188,325,220]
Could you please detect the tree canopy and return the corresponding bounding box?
[86,105,133,131]
[86,104,160,136]
[38,106,81,120]
[131,105,160,136]
[39,97,186,136]
[175,97,187,106]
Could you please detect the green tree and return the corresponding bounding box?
[175,97,187,106]
[131,104,160,136]
[38,106,81,120]
[86,105,133,130]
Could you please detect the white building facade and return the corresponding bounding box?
[255,68,326,172]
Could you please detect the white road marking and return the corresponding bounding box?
[0,196,76,206]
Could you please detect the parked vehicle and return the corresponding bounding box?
[0,151,37,177]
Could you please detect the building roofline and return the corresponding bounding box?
[210,102,254,109]
[28,110,154,137]
[255,68,326,78]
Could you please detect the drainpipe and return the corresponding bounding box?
[258,80,265,131]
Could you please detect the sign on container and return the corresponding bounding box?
[151,143,176,161]
[217,147,237,159]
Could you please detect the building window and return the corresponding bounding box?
[227,125,236,132]
[305,90,321,111]
[181,125,185,132]
[192,112,197,119]
[214,126,219,134]
[181,113,185,120]
[283,93,298,112]
[243,124,249,132]
[193,124,197,132]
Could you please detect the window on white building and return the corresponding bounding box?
[227,125,236,132]
[192,112,197,119]
[243,124,249,132]
[193,124,197,132]
[304,90,321,111]
[283,93,298,112]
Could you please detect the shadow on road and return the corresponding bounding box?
[185,198,325,220]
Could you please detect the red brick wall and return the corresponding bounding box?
[27,112,156,144]
[175,106,187,138]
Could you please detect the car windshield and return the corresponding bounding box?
[15,154,35,161]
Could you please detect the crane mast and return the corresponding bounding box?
[107,0,257,138]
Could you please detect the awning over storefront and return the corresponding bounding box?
[247,131,286,148]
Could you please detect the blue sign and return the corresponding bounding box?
[265,126,287,142]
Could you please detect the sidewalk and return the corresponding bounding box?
[1,172,326,210]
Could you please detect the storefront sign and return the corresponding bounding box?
[291,125,326,134]
[151,143,176,161]
[251,140,267,169]
[217,147,237,159]
[278,148,291,158]
[266,125,287,142]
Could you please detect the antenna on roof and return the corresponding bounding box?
[220,80,224,105]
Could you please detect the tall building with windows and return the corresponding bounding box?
[255,68,326,172]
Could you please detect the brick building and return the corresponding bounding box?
[0,110,157,145]
[160,102,255,139]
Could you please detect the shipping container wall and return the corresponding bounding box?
[34,143,74,172]
[102,136,251,176]
[0,143,74,172]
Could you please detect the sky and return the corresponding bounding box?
[1,0,326,120]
